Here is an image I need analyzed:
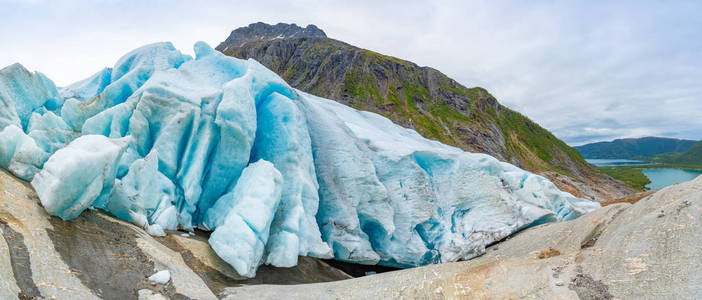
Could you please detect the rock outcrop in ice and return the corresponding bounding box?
[0,41,599,277]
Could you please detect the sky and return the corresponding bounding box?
[1,0,701,146]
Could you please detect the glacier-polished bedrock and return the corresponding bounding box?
[0,41,599,277]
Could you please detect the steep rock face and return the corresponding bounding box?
[218,24,633,202]
[222,175,702,299]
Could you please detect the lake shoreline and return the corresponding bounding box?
[588,159,702,191]
[586,159,702,170]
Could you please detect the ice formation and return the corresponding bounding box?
[0,41,599,277]
[207,159,284,277]
[148,270,171,284]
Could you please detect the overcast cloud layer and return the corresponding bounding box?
[1,0,700,145]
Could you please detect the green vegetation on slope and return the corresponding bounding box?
[595,161,702,191]
[486,99,591,175]
[588,140,702,190]
[340,54,591,176]
[649,141,702,166]
[220,34,634,199]
[596,166,651,191]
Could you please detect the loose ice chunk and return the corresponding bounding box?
[146,224,167,237]
[148,270,170,284]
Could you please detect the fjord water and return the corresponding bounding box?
[643,168,702,190]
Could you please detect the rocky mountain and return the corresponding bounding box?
[575,136,697,159]
[3,157,700,299]
[216,22,632,201]
[217,22,326,53]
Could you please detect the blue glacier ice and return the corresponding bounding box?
[58,67,112,103]
[207,159,283,277]
[251,92,333,267]
[0,124,50,180]
[61,42,189,131]
[0,63,59,130]
[0,41,600,277]
[108,150,179,234]
[31,135,126,220]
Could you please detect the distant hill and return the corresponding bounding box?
[650,141,702,166]
[574,137,697,159]
[217,22,634,201]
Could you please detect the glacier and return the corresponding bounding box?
[0,41,599,277]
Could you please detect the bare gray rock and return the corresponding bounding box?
[580,177,702,299]
[216,22,325,52]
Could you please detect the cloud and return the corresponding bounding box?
[0,0,700,145]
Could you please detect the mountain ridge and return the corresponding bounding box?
[217,23,633,201]
[575,136,698,159]
[650,140,702,165]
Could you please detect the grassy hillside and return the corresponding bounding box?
[649,141,702,166]
[596,166,651,191]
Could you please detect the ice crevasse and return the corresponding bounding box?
[0,41,600,277]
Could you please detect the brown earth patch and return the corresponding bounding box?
[538,248,562,259]
[601,191,655,206]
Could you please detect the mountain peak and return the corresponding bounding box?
[216,22,326,52]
